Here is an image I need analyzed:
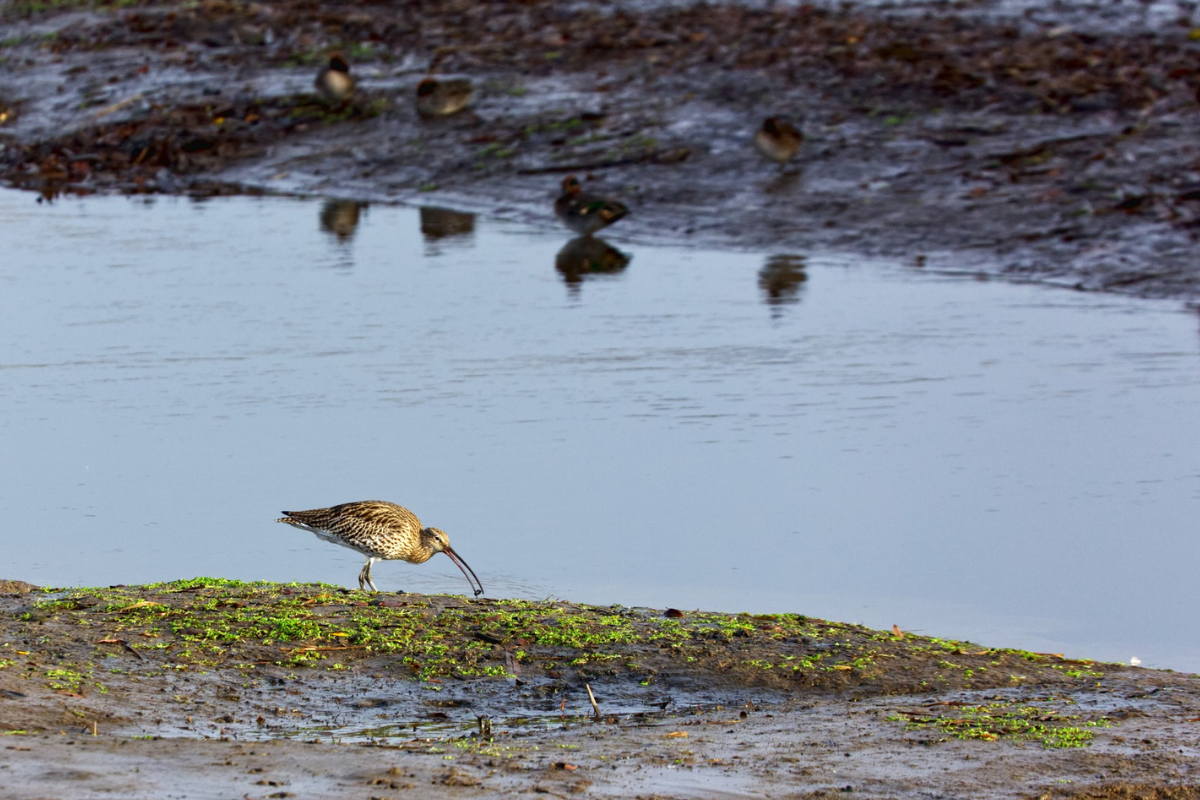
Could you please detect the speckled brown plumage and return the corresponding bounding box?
[277,500,483,595]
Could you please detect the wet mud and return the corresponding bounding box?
[1,579,1198,798]
[3,0,1200,794]
[3,0,1200,297]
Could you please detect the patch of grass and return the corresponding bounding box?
[148,577,260,592]
[343,42,378,62]
[1052,664,1104,679]
[476,142,515,159]
[45,667,85,692]
[890,697,1113,748]
[1,0,136,19]
[0,31,57,47]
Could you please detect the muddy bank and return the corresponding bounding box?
[3,0,1200,298]
[0,578,1198,798]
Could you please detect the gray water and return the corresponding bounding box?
[2,188,1198,672]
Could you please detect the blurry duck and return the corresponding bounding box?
[416,77,473,119]
[758,253,808,310]
[754,117,803,165]
[554,175,628,236]
[315,52,355,103]
[420,206,476,241]
[319,199,366,242]
[555,235,631,287]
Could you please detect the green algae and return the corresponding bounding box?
[9,578,1124,697]
[888,696,1114,748]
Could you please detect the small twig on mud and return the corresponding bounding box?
[1102,268,1190,289]
[98,637,145,660]
[91,93,145,120]
[91,720,97,736]
[586,683,600,719]
[987,130,1115,164]
[278,645,367,653]
[516,148,689,175]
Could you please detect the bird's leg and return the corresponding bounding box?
[361,558,379,592]
[358,559,374,592]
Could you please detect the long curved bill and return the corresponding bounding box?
[443,545,484,597]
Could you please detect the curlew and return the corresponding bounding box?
[277,500,483,596]
[554,175,628,236]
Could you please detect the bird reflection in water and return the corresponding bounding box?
[762,167,803,195]
[758,253,808,317]
[555,236,631,294]
[419,206,476,242]
[319,198,367,243]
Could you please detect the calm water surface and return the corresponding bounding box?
[1,188,1198,671]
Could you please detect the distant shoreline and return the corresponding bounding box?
[3,0,1200,299]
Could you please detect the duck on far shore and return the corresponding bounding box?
[416,76,473,119]
[554,175,628,236]
[315,52,355,103]
[754,117,803,165]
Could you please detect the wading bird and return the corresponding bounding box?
[278,500,483,595]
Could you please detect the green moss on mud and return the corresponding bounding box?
[888,697,1113,748]
[8,578,1123,696]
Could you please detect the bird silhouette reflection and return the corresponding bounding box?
[319,199,367,242]
[555,236,631,292]
[762,167,803,195]
[758,254,808,316]
[419,206,476,241]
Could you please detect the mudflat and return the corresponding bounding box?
[0,578,1197,798]
[3,0,1200,795]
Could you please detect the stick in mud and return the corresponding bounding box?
[586,683,600,719]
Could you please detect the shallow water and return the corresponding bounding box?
[1,188,1198,671]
